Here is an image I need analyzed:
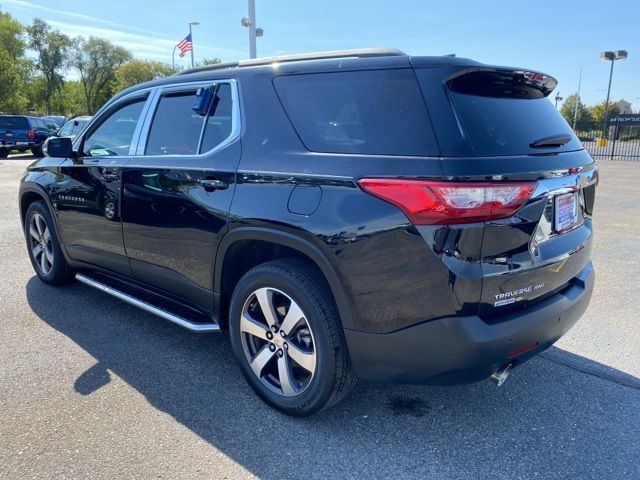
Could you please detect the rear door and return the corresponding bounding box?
[121,80,240,311]
[55,92,150,275]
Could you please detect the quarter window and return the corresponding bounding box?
[83,99,146,156]
[274,69,438,156]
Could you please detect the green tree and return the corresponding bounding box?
[0,9,26,59]
[71,37,132,114]
[559,93,593,127]
[0,48,27,113]
[0,10,29,113]
[114,59,176,92]
[589,100,621,127]
[26,18,73,114]
[24,77,86,116]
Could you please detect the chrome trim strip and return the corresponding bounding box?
[529,167,598,200]
[130,79,240,159]
[132,88,160,156]
[75,273,220,333]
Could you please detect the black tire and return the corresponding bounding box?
[229,259,356,416]
[0,147,8,159]
[24,201,74,284]
[31,146,44,158]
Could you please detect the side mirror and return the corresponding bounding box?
[45,136,74,158]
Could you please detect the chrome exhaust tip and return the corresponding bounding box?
[490,364,512,387]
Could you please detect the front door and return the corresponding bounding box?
[55,94,149,275]
[121,82,240,311]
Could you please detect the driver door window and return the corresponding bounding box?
[82,99,146,157]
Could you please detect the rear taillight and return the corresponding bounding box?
[357,179,536,225]
[27,129,36,140]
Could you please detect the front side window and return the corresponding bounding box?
[145,83,234,156]
[83,98,146,156]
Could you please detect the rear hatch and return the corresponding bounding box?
[0,116,31,145]
[413,63,596,317]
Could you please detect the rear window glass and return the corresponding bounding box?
[274,69,438,156]
[0,116,28,129]
[446,70,582,156]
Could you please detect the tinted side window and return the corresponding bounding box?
[200,84,233,153]
[58,121,74,136]
[273,69,437,156]
[83,99,146,156]
[73,120,89,136]
[146,91,204,155]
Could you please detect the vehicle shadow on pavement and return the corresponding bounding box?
[26,277,640,479]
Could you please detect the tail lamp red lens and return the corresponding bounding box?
[357,178,536,225]
[27,129,36,140]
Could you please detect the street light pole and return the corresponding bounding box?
[572,68,582,130]
[602,57,615,138]
[248,0,257,59]
[600,50,628,141]
[554,92,563,109]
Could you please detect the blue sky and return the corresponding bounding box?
[4,0,639,110]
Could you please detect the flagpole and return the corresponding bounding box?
[172,45,177,70]
[189,23,194,68]
[187,21,199,68]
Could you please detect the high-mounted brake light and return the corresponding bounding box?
[357,179,536,225]
[27,129,36,141]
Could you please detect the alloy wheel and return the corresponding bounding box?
[240,287,317,397]
[28,213,54,275]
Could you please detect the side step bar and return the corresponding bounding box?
[75,273,221,332]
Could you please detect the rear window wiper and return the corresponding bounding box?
[529,134,572,148]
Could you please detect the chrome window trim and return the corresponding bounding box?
[71,89,154,156]
[133,78,240,158]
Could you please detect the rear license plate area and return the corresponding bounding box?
[554,192,579,232]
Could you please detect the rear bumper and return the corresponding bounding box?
[0,141,35,148]
[344,261,594,384]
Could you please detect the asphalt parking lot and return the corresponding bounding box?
[1,154,639,479]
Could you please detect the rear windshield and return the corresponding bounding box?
[274,69,438,156]
[0,116,29,129]
[446,70,582,156]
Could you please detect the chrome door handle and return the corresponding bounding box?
[198,178,228,191]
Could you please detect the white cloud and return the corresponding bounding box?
[4,0,167,38]
[5,0,244,61]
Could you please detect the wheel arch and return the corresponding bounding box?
[214,227,354,330]
[19,183,70,261]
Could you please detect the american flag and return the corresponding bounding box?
[176,33,193,57]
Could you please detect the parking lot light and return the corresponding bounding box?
[599,50,628,145]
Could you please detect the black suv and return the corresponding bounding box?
[19,48,596,416]
[1,115,57,158]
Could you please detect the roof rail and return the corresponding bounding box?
[175,47,405,76]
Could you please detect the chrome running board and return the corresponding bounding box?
[75,273,221,332]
